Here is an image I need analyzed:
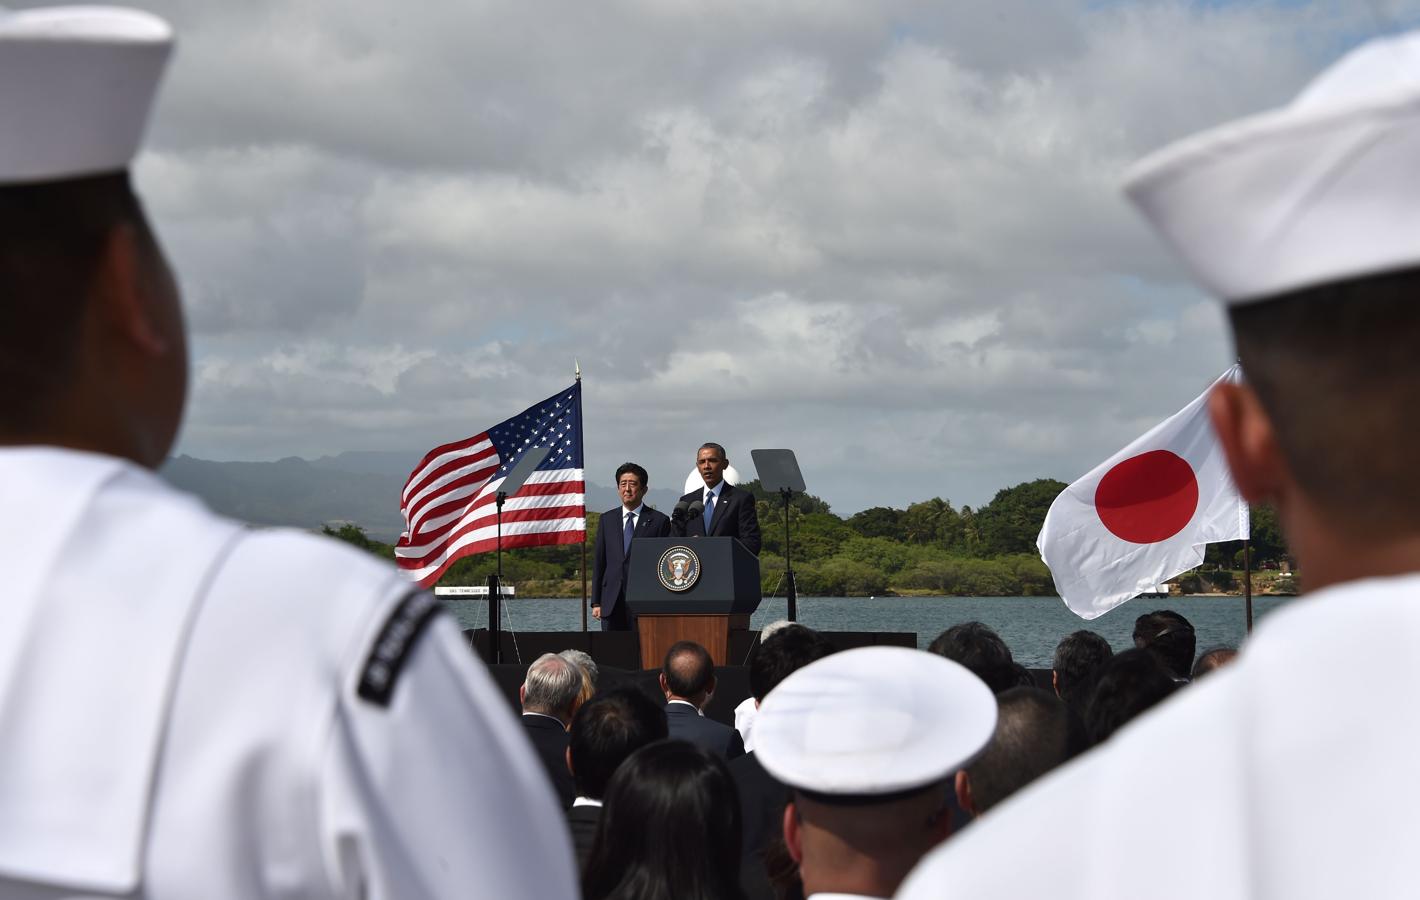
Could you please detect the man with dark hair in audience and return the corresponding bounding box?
[956,687,1088,818]
[732,625,837,900]
[521,652,584,808]
[902,30,1420,900]
[1191,646,1239,681]
[1052,630,1114,716]
[927,622,1018,693]
[1084,648,1179,745]
[1133,609,1196,682]
[660,640,744,759]
[565,687,669,868]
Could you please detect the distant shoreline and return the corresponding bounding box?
[440,589,1299,601]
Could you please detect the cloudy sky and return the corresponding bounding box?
[91,0,1420,513]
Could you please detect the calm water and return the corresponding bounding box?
[445,594,1295,668]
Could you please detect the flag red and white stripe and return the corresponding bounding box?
[395,383,585,588]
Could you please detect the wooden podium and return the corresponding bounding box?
[626,537,762,670]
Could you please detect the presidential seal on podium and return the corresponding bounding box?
[657,545,702,592]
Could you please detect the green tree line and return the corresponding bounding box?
[323,480,1291,598]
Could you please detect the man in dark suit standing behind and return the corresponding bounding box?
[661,641,745,760]
[519,653,583,809]
[591,462,672,631]
[671,442,761,555]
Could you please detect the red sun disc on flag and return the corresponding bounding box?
[1094,450,1199,544]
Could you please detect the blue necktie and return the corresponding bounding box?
[623,511,635,555]
[703,491,715,532]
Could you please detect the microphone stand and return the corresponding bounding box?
[487,489,507,664]
[782,488,798,622]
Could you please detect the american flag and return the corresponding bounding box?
[395,383,586,588]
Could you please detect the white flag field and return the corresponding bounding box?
[1039,365,1250,620]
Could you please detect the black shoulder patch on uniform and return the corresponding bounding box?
[358,590,446,707]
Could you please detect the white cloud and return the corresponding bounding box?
[102,0,1419,510]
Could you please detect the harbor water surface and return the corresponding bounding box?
[446,594,1295,668]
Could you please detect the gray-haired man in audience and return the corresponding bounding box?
[520,653,582,809]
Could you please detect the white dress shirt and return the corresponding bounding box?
[666,698,704,717]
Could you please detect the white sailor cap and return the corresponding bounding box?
[754,646,997,803]
[0,5,173,185]
[1124,29,1420,304]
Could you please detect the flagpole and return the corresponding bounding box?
[577,360,588,633]
[1244,511,1254,635]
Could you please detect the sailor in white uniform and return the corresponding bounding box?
[898,28,1420,900]
[751,647,996,900]
[0,7,576,899]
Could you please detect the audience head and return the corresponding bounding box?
[559,648,598,708]
[1132,610,1196,680]
[928,622,1018,693]
[521,652,583,723]
[748,624,837,705]
[755,647,996,898]
[582,740,743,900]
[759,619,793,642]
[567,687,668,802]
[1052,630,1114,712]
[1217,271,1420,550]
[957,687,1088,817]
[1191,646,1239,681]
[1085,648,1179,744]
[660,640,716,707]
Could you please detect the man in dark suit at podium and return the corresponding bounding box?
[591,462,672,631]
[672,443,762,555]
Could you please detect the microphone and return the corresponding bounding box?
[687,499,704,520]
[671,499,690,522]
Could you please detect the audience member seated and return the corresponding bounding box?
[560,648,599,711]
[1191,646,1239,681]
[927,622,1018,693]
[661,640,745,759]
[735,619,794,751]
[1084,648,1178,745]
[955,687,1088,817]
[565,687,669,870]
[731,625,837,900]
[1132,609,1197,682]
[753,647,996,899]
[1052,630,1114,716]
[520,652,582,808]
[582,740,746,900]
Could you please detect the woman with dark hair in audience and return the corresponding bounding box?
[583,740,747,900]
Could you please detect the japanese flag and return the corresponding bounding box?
[1039,366,1250,620]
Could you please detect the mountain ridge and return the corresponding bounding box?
[159,453,681,542]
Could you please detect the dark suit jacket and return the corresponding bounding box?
[731,751,791,900]
[671,482,762,555]
[591,505,672,619]
[567,803,602,870]
[521,713,575,809]
[665,702,745,760]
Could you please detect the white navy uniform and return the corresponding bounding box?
[897,574,1420,900]
[0,447,578,899]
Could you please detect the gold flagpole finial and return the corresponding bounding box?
[575,359,582,382]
